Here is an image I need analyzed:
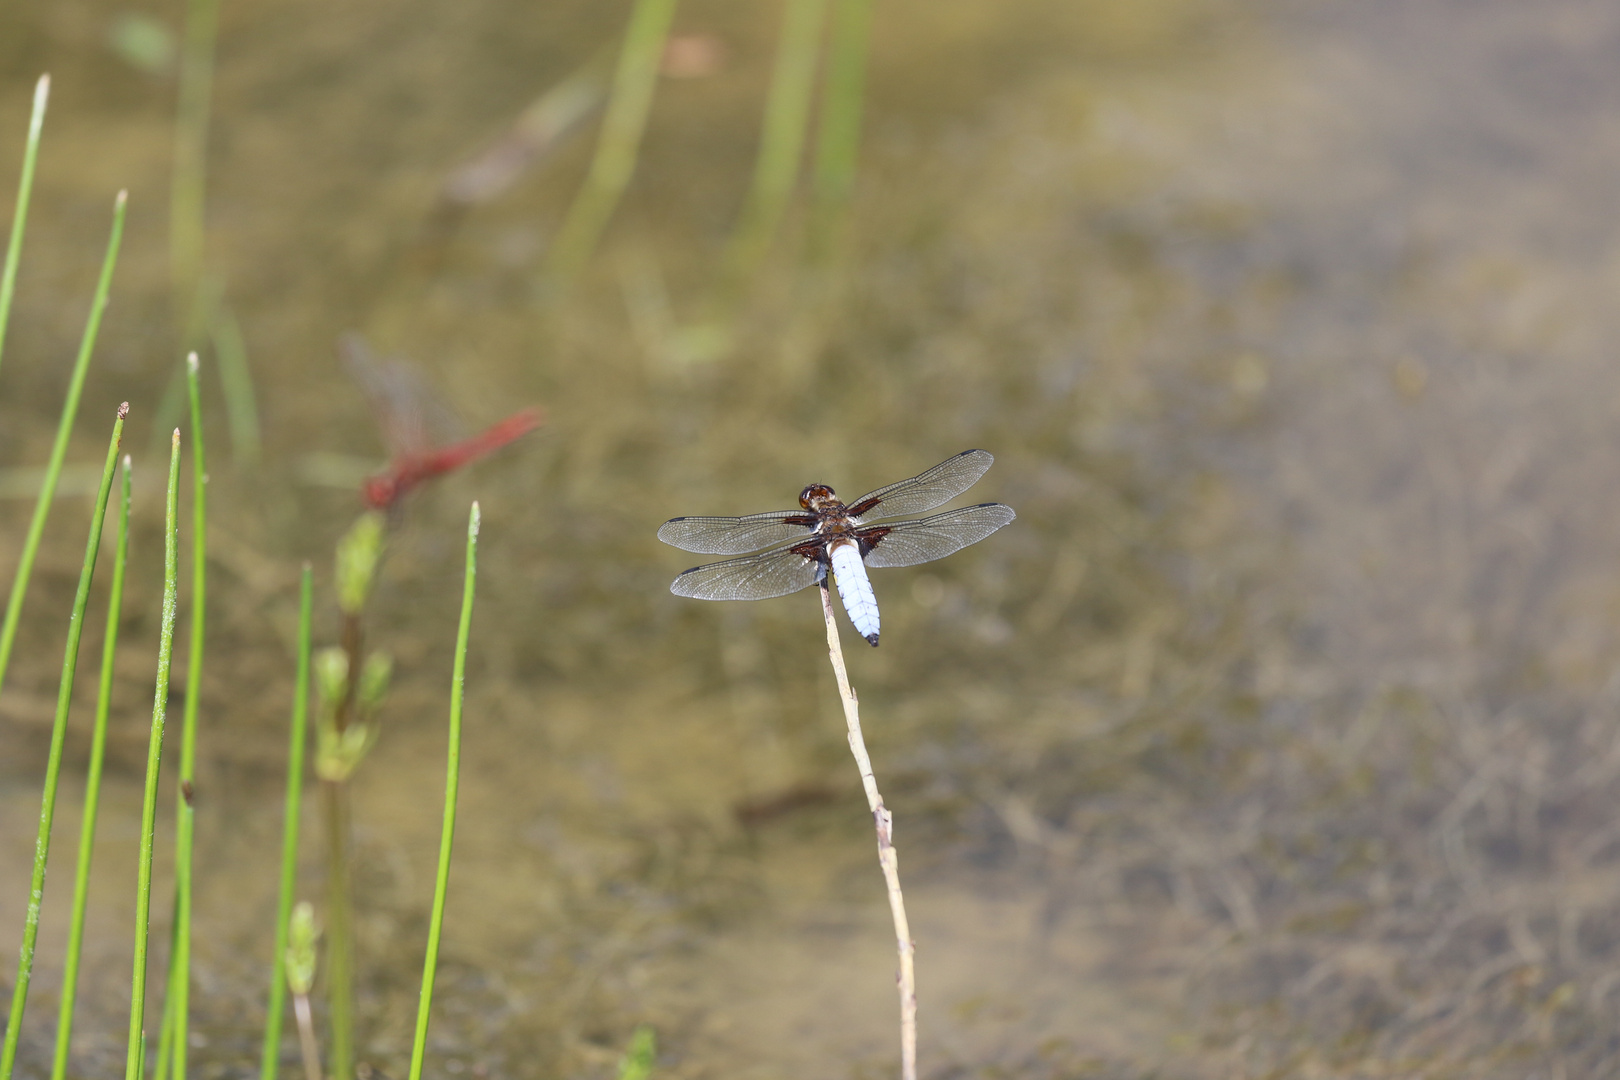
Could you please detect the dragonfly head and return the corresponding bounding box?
[362,473,399,510]
[799,484,838,511]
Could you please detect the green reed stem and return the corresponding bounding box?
[0,405,125,1080]
[0,190,126,702]
[150,913,178,1080]
[544,0,678,285]
[810,0,872,255]
[51,449,132,1080]
[721,0,828,284]
[0,74,48,381]
[124,429,182,1080]
[406,503,479,1080]
[172,0,220,344]
[260,564,314,1080]
[162,352,207,1080]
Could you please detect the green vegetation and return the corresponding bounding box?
[545,0,679,285]
[0,405,125,1080]
[51,451,131,1080]
[616,1026,657,1080]
[810,0,873,256]
[0,3,895,1074]
[0,191,126,701]
[171,0,220,340]
[126,429,183,1080]
[159,352,209,1080]
[406,504,479,1080]
[260,566,313,1080]
[0,75,46,379]
[721,0,829,285]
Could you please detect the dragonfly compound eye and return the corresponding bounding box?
[799,484,836,510]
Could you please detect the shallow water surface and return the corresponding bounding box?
[5,1,1620,1077]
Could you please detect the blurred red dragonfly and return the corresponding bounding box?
[341,334,543,511]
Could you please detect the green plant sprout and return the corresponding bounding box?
[261,565,315,1080]
[51,451,133,1080]
[0,190,127,702]
[156,352,210,1080]
[124,429,184,1080]
[406,503,479,1080]
[0,405,126,1080]
[0,74,48,380]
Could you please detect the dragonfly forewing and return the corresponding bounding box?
[861,503,1016,568]
[670,546,824,600]
[848,449,994,520]
[657,511,815,555]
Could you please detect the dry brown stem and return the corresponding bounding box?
[819,582,917,1080]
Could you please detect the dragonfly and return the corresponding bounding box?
[658,450,1015,646]
[342,335,544,511]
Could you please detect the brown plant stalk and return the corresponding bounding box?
[818,582,917,1080]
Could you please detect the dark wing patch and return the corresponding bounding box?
[670,545,825,600]
[860,503,1016,568]
[848,449,994,520]
[657,511,816,554]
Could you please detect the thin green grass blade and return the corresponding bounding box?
[50,447,133,1080]
[0,74,49,380]
[211,304,262,466]
[0,190,127,701]
[171,0,220,344]
[165,352,208,1080]
[124,429,183,1080]
[406,503,480,1080]
[721,0,829,284]
[151,928,178,1080]
[544,0,679,286]
[260,564,314,1080]
[810,0,872,255]
[0,404,126,1080]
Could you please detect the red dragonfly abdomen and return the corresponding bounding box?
[362,406,544,510]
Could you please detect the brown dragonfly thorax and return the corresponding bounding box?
[800,484,861,539]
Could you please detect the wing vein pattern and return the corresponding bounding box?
[851,449,994,520]
[862,503,1016,568]
[669,548,823,600]
[657,510,812,554]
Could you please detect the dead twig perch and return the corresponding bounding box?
[819,581,917,1080]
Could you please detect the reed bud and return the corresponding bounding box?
[335,512,386,616]
[356,650,392,714]
[314,647,348,709]
[285,902,318,996]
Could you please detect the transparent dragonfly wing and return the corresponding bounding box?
[340,333,464,457]
[861,503,1016,568]
[848,449,995,520]
[669,546,825,600]
[657,511,814,554]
